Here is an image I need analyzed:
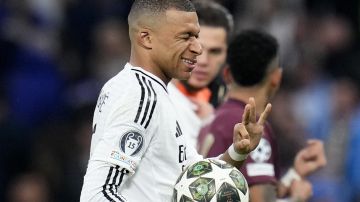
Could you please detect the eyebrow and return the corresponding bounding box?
[179,31,199,38]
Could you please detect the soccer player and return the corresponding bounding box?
[198,30,327,201]
[168,0,233,147]
[80,1,271,201]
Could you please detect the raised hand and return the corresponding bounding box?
[233,97,272,155]
[294,139,327,177]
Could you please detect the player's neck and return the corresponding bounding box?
[130,51,171,84]
[227,85,268,113]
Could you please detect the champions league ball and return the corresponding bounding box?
[173,158,249,202]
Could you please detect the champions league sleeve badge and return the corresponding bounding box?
[250,138,272,163]
[120,131,144,156]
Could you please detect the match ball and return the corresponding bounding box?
[173,158,249,202]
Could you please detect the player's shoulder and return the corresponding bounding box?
[104,65,137,92]
[213,101,242,124]
[103,64,159,100]
[128,66,168,95]
[100,64,166,128]
[95,65,145,116]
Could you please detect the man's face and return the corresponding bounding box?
[186,26,227,90]
[151,9,202,81]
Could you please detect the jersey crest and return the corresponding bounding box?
[120,131,144,156]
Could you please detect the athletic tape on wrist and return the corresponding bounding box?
[228,144,248,161]
[280,168,301,187]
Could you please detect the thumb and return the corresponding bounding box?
[235,139,250,153]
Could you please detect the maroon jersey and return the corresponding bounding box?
[198,99,279,186]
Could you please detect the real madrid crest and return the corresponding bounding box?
[120,131,144,156]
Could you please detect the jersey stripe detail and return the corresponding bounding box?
[175,121,183,137]
[134,75,157,129]
[102,166,126,202]
[114,168,128,201]
[134,73,145,123]
[102,167,115,201]
[140,76,152,125]
[110,167,126,202]
[117,168,128,187]
[144,80,157,129]
[131,68,167,93]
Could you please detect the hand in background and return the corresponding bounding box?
[294,139,327,177]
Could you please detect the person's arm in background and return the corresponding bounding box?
[245,133,326,201]
[249,178,313,202]
[276,139,326,201]
[278,139,326,196]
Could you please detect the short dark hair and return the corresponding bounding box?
[227,30,279,86]
[193,0,234,41]
[128,0,195,23]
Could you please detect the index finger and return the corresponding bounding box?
[257,103,272,125]
[249,97,256,123]
[242,104,251,125]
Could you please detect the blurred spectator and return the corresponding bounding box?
[0,87,32,201]
[89,19,130,83]
[60,0,132,80]
[6,48,65,128]
[347,108,360,201]
[1,0,65,128]
[6,172,52,202]
[30,105,93,201]
[305,78,360,202]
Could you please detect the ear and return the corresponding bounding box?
[269,67,283,88]
[137,30,152,49]
[222,64,233,85]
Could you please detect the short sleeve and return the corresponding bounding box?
[239,124,278,186]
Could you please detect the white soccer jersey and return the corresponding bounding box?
[168,82,202,148]
[80,63,202,202]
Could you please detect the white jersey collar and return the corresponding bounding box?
[126,63,168,93]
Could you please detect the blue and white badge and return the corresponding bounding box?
[120,131,144,156]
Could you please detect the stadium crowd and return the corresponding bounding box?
[0,0,359,201]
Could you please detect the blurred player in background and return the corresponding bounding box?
[169,0,233,147]
[80,1,271,201]
[198,30,327,201]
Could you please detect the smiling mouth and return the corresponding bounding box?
[182,58,197,66]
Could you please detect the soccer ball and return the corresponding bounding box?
[173,158,249,202]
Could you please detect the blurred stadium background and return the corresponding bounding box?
[0,0,359,201]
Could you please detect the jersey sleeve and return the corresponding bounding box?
[81,81,157,201]
[91,90,155,175]
[239,123,278,186]
[80,163,130,202]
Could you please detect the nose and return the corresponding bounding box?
[196,49,208,66]
[190,38,203,56]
